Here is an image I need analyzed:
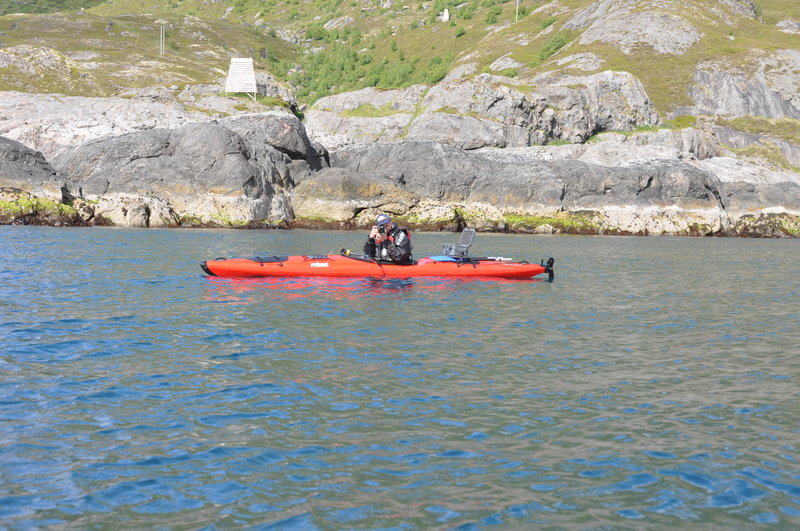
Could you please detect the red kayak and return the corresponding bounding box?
[201,253,554,280]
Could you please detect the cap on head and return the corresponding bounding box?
[376,214,391,227]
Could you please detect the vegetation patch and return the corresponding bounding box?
[727,141,800,173]
[537,33,568,63]
[0,195,83,225]
[504,212,600,234]
[0,0,106,16]
[340,103,408,118]
[497,67,519,78]
[718,116,800,144]
[541,16,557,29]
[733,213,800,238]
[664,115,698,129]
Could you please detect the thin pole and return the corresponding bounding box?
[160,25,164,55]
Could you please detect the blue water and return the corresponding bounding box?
[1,226,799,529]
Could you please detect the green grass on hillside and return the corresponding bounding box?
[0,0,106,16]
[719,116,800,144]
[2,0,799,117]
[0,11,296,96]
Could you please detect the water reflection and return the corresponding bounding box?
[202,275,543,304]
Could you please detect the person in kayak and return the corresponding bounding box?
[364,214,413,264]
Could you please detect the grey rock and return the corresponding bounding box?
[305,71,659,149]
[328,141,720,210]
[691,157,800,186]
[686,51,800,119]
[778,19,800,35]
[0,91,213,160]
[579,11,701,55]
[552,53,605,72]
[52,121,301,226]
[221,112,325,166]
[489,54,524,72]
[323,16,354,30]
[565,0,702,55]
[0,85,299,159]
[718,181,800,218]
[405,112,531,150]
[713,125,800,167]
[309,141,800,235]
[719,0,760,19]
[292,167,418,221]
[0,136,62,200]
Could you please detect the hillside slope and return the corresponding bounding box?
[0,1,796,112]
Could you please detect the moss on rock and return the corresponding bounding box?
[732,212,800,238]
[0,194,86,226]
[503,212,601,234]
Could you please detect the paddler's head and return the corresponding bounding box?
[376,214,392,234]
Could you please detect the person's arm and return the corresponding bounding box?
[364,226,379,255]
[385,230,411,263]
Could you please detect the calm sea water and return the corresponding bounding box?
[1,226,799,529]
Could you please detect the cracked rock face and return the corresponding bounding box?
[564,0,704,55]
[0,136,62,200]
[686,51,800,119]
[293,141,800,236]
[305,72,660,150]
[48,117,323,227]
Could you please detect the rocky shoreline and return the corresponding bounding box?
[2,80,799,238]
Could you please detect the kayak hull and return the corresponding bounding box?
[202,254,549,279]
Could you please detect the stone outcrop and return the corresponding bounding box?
[305,71,660,150]
[48,113,324,227]
[563,0,758,54]
[564,0,701,55]
[0,136,61,200]
[0,84,296,160]
[0,136,86,225]
[1,111,325,228]
[684,51,800,119]
[291,140,800,236]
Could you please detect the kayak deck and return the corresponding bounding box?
[201,254,554,280]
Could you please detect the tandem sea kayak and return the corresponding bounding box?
[201,229,554,280]
[201,253,554,280]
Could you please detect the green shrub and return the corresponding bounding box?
[539,34,566,62]
[542,16,557,29]
[306,24,328,41]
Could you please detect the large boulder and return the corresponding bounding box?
[0,135,87,225]
[52,118,316,227]
[221,112,328,170]
[0,136,61,199]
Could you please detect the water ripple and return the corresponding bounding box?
[1,228,798,528]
